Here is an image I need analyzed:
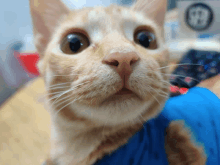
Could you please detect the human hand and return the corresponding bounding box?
[197,74,220,98]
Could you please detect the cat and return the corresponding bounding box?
[29,0,206,164]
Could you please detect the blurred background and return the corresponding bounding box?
[0,0,177,106]
[1,1,220,164]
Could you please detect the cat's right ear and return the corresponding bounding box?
[29,0,69,57]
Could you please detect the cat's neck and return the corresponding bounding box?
[49,110,143,165]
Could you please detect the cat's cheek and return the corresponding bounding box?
[155,49,170,67]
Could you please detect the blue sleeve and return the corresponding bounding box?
[161,87,220,121]
[161,87,220,165]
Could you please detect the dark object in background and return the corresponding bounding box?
[167,0,176,10]
[170,49,220,96]
[0,41,33,106]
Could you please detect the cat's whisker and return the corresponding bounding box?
[48,89,71,102]
[49,89,76,104]
[148,86,169,98]
[53,81,95,117]
[54,96,83,117]
[144,74,170,97]
[42,91,66,99]
[136,74,172,88]
[48,86,71,90]
[149,68,200,84]
[51,81,90,105]
[48,75,96,90]
[48,82,72,88]
[146,86,161,106]
[159,79,173,86]
[155,89,169,96]
[54,96,74,110]
[43,73,82,79]
[147,69,200,88]
[157,63,203,70]
[51,81,92,107]
[53,90,77,107]
[162,73,200,82]
[55,72,83,76]
[142,74,172,86]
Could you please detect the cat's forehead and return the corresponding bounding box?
[58,5,158,44]
[68,5,133,21]
[64,5,152,30]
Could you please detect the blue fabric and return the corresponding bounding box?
[94,87,220,165]
[162,87,220,165]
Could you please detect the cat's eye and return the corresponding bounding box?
[61,33,90,54]
[134,30,157,49]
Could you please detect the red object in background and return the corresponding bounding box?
[14,51,40,77]
[170,86,189,95]
[179,87,188,94]
[170,86,179,93]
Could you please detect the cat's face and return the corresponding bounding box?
[30,0,169,126]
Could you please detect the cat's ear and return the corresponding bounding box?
[29,0,69,57]
[132,0,167,27]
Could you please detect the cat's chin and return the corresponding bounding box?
[100,86,143,105]
[71,95,154,126]
[101,92,141,106]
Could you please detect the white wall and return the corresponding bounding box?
[0,0,34,52]
[0,0,123,53]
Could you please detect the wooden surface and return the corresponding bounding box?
[0,78,50,165]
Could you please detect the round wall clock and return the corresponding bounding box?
[185,3,214,31]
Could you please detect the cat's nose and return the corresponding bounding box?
[102,51,140,80]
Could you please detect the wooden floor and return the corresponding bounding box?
[0,78,50,165]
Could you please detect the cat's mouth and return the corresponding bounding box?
[115,87,134,95]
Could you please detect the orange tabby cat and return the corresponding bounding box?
[30,0,206,164]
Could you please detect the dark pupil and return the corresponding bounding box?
[68,36,81,53]
[137,32,151,48]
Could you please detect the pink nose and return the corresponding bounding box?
[102,51,140,81]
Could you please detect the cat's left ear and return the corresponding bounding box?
[29,0,69,57]
[132,0,167,27]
